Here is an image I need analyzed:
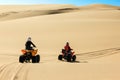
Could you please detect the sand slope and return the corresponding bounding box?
[79,4,120,10]
[0,4,119,21]
[0,4,78,21]
[0,4,120,80]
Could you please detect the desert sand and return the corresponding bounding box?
[0,4,120,80]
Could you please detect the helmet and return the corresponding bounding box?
[27,37,31,41]
[66,42,69,45]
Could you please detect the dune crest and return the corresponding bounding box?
[0,4,78,21]
[0,4,120,21]
[79,4,120,10]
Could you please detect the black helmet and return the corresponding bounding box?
[66,42,69,45]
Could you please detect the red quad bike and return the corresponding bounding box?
[58,49,76,62]
[19,48,40,63]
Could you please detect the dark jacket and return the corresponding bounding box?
[25,41,36,50]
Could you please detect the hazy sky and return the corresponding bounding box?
[0,0,119,6]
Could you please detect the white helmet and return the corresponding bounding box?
[27,37,31,41]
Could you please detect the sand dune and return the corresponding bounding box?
[79,4,120,10]
[77,47,120,60]
[0,4,120,21]
[0,7,78,21]
[0,47,120,80]
[0,4,120,80]
[0,4,78,21]
[0,4,76,12]
[0,62,28,80]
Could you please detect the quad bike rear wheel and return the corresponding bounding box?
[19,55,25,63]
[72,55,76,62]
[32,55,40,63]
[36,54,40,63]
[58,55,63,60]
[32,56,36,63]
[67,54,72,62]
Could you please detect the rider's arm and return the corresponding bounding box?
[31,41,36,47]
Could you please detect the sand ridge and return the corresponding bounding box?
[0,4,78,21]
[79,4,120,10]
[0,4,119,21]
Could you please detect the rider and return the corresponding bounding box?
[64,42,73,54]
[25,37,36,50]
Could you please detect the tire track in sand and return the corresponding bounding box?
[76,47,120,60]
[0,62,29,80]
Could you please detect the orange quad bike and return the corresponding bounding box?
[19,48,40,63]
[58,49,76,62]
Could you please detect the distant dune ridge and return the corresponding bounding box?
[0,4,78,21]
[79,4,120,10]
[0,4,119,21]
[0,4,120,80]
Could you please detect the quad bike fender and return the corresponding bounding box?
[21,49,27,54]
[31,49,38,56]
[71,52,75,56]
[21,49,38,56]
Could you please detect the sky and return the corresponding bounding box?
[0,0,119,6]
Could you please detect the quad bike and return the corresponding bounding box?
[58,49,76,62]
[19,48,40,63]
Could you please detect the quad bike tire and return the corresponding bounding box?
[67,54,72,62]
[36,55,40,63]
[32,56,36,63]
[19,55,25,63]
[58,55,63,60]
[26,52,32,61]
[32,55,40,63]
[72,55,76,62]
